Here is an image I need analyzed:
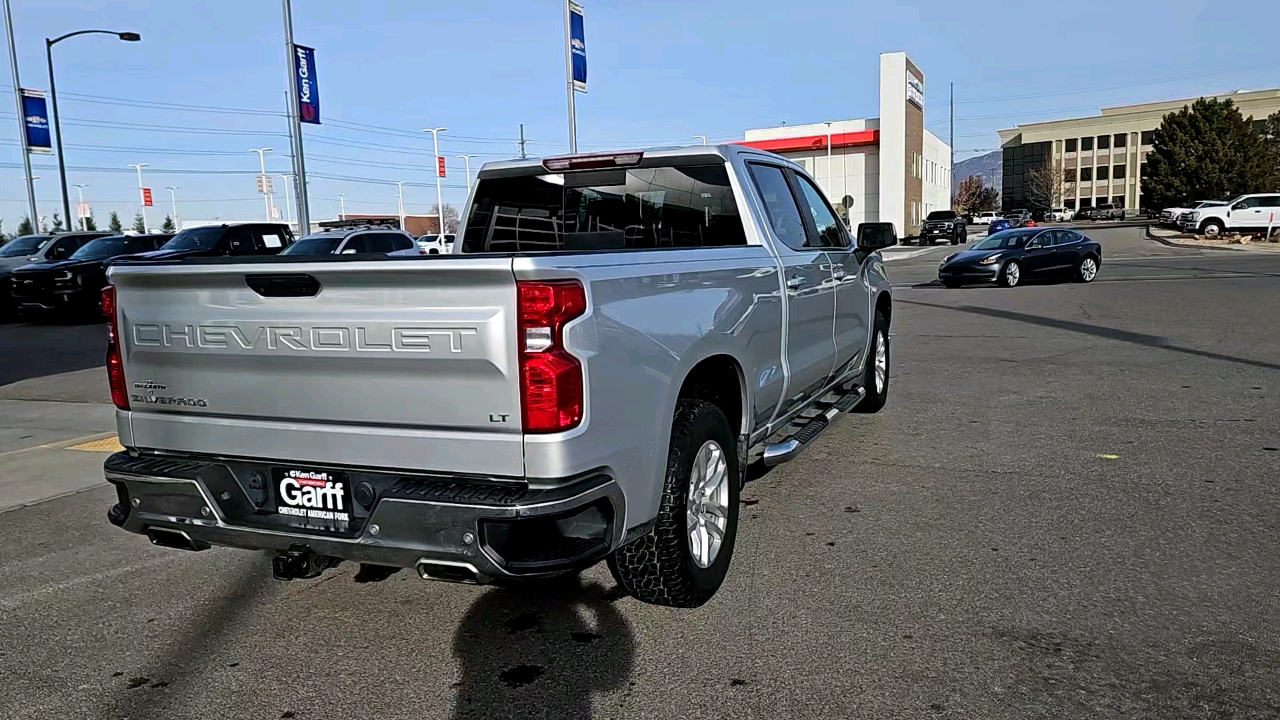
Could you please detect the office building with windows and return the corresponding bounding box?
[736,52,952,239]
[998,88,1280,213]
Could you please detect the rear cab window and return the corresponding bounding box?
[461,161,746,253]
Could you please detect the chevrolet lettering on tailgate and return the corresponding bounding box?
[131,324,479,353]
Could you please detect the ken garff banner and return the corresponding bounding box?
[569,1,586,92]
[293,44,320,124]
[20,89,52,153]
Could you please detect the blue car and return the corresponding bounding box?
[987,218,1012,234]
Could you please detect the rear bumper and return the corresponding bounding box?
[104,451,627,582]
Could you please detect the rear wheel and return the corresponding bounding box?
[999,260,1022,288]
[607,400,740,608]
[853,311,890,413]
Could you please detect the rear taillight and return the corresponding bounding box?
[101,285,129,410]
[517,280,586,433]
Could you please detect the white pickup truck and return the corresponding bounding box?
[100,145,897,607]
[1179,193,1280,237]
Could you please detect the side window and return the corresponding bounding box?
[364,233,402,254]
[794,175,849,248]
[47,237,79,260]
[1241,197,1263,209]
[1030,231,1051,248]
[388,233,415,251]
[748,164,809,251]
[256,228,285,252]
[226,227,256,255]
[1261,196,1280,208]
[342,234,369,254]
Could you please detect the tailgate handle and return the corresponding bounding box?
[246,274,321,298]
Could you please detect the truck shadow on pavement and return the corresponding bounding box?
[899,299,1280,372]
[451,576,635,720]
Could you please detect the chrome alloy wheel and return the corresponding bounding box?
[686,439,730,569]
[874,330,887,394]
[1004,262,1021,287]
[1080,257,1098,282]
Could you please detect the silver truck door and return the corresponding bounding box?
[747,162,837,419]
[791,173,868,382]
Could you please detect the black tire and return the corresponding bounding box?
[950,235,960,245]
[1075,254,1099,283]
[1200,219,1225,238]
[853,311,890,413]
[607,399,740,608]
[999,260,1022,288]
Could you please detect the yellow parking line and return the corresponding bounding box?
[67,437,125,453]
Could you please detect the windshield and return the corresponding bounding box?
[970,229,1037,250]
[281,236,344,256]
[0,236,49,258]
[926,211,957,221]
[69,237,132,261]
[462,164,746,253]
[161,226,223,251]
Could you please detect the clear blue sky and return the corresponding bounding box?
[2,0,1276,231]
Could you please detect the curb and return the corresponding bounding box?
[1144,226,1280,253]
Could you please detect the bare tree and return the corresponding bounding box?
[1025,159,1066,210]
[429,204,460,234]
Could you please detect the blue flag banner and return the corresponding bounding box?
[293,44,320,125]
[569,2,586,93]
[20,89,52,153]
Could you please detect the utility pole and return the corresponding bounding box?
[423,127,447,236]
[129,163,148,230]
[73,183,88,229]
[4,0,38,227]
[394,180,406,232]
[282,0,311,234]
[165,185,179,227]
[950,81,955,209]
[518,123,528,160]
[456,154,476,194]
[250,147,273,221]
[278,173,294,228]
[824,121,833,195]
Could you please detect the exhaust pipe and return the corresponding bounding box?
[416,558,481,584]
[146,527,209,552]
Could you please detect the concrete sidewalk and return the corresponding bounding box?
[0,398,118,512]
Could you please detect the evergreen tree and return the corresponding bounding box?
[84,215,98,231]
[1143,98,1273,210]
[17,217,33,236]
[132,212,147,233]
[161,215,176,233]
[108,211,123,233]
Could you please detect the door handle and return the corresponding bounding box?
[786,276,806,290]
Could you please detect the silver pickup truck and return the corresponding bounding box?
[101,145,896,607]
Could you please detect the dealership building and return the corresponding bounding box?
[998,88,1280,213]
[735,52,952,239]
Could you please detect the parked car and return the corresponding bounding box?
[974,211,1001,226]
[919,210,966,245]
[9,234,169,316]
[1179,193,1280,237]
[112,223,294,264]
[1159,200,1223,228]
[0,231,111,319]
[1086,203,1125,221]
[1049,208,1075,222]
[417,233,457,254]
[100,145,896,608]
[282,226,422,257]
[987,218,1013,235]
[937,226,1101,288]
[1003,209,1031,226]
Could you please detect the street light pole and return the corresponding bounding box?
[562,0,577,153]
[694,135,707,145]
[456,154,476,194]
[45,29,140,234]
[394,180,406,232]
[3,0,38,227]
[337,193,345,220]
[73,183,88,229]
[165,185,179,228]
[250,147,273,221]
[128,163,148,230]
[422,127,447,235]
[278,173,293,228]
[824,121,833,195]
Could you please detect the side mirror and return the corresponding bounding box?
[1026,241,1042,250]
[856,222,898,251]
[1232,202,1247,210]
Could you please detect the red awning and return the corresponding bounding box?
[732,129,879,153]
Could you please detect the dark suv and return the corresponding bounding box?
[114,223,295,263]
[920,210,966,245]
[11,234,170,316]
[1,231,112,318]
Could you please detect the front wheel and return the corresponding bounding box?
[1200,220,1225,238]
[1076,255,1099,283]
[853,311,890,413]
[999,260,1022,288]
[607,399,740,608]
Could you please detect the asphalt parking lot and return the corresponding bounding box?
[2,226,1278,719]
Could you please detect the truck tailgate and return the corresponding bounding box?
[110,258,524,477]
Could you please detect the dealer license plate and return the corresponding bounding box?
[272,467,354,535]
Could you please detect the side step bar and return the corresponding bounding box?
[761,385,866,467]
